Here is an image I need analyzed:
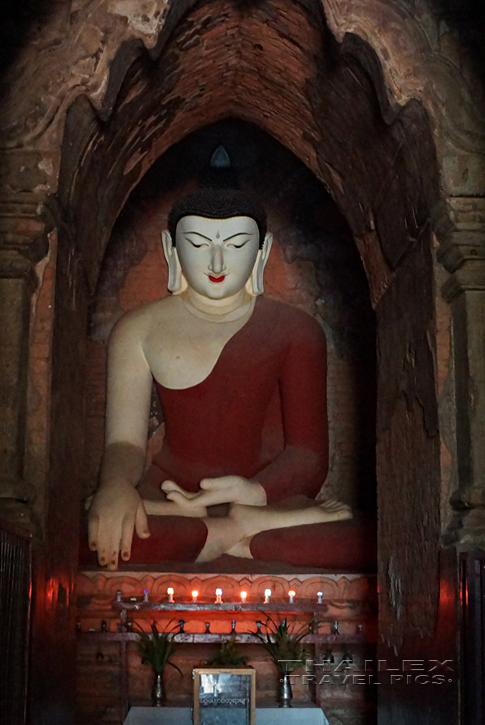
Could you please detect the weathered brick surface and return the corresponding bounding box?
[57,0,438,305]
[376,232,441,645]
[24,232,57,522]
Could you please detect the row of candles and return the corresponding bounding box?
[117,588,325,604]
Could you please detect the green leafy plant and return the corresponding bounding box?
[206,637,248,667]
[252,615,316,674]
[133,620,183,676]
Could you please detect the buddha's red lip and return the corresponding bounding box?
[208,275,225,283]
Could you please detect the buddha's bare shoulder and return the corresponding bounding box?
[109,296,180,344]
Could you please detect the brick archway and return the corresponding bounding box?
[60,0,439,305]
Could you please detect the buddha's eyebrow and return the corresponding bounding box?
[184,231,212,242]
[223,231,255,242]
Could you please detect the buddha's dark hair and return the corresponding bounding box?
[167,188,267,247]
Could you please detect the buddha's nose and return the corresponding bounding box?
[209,245,226,274]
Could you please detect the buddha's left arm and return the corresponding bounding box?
[253,313,329,504]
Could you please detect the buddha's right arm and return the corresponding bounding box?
[99,441,146,489]
[88,313,153,568]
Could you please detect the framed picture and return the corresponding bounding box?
[193,668,256,725]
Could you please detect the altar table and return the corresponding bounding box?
[124,704,329,724]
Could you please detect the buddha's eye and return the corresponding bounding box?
[186,239,208,248]
[183,231,212,248]
[227,239,250,249]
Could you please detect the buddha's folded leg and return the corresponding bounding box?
[197,498,353,562]
[228,497,352,539]
[143,496,207,518]
[129,515,208,563]
[131,508,248,565]
[250,517,377,570]
[122,494,354,565]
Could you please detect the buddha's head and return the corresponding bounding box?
[161,189,273,298]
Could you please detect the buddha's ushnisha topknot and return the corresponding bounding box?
[168,188,267,248]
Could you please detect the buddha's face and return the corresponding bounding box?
[175,215,261,299]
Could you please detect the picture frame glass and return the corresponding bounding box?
[193,668,255,725]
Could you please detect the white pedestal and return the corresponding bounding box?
[124,704,329,725]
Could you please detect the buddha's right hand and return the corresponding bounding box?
[88,482,150,570]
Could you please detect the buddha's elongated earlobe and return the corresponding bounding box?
[161,230,187,294]
[246,232,273,297]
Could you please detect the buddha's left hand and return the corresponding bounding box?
[161,476,267,508]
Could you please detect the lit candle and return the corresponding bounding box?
[317,591,323,604]
[215,588,223,604]
[167,587,174,603]
[192,590,199,604]
[288,589,296,604]
[143,589,149,603]
[264,588,272,604]
[240,591,247,604]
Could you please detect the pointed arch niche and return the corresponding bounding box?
[55,0,442,664]
[85,118,377,518]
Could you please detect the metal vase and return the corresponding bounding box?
[278,672,293,708]
[151,672,164,707]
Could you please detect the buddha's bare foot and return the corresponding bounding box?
[195,516,247,562]
[142,498,207,518]
[226,536,253,559]
[318,499,353,519]
[228,499,352,538]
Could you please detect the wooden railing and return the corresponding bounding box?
[0,519,32,725]
[461,549,485,725]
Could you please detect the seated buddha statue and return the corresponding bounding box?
[87,188,365,571]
